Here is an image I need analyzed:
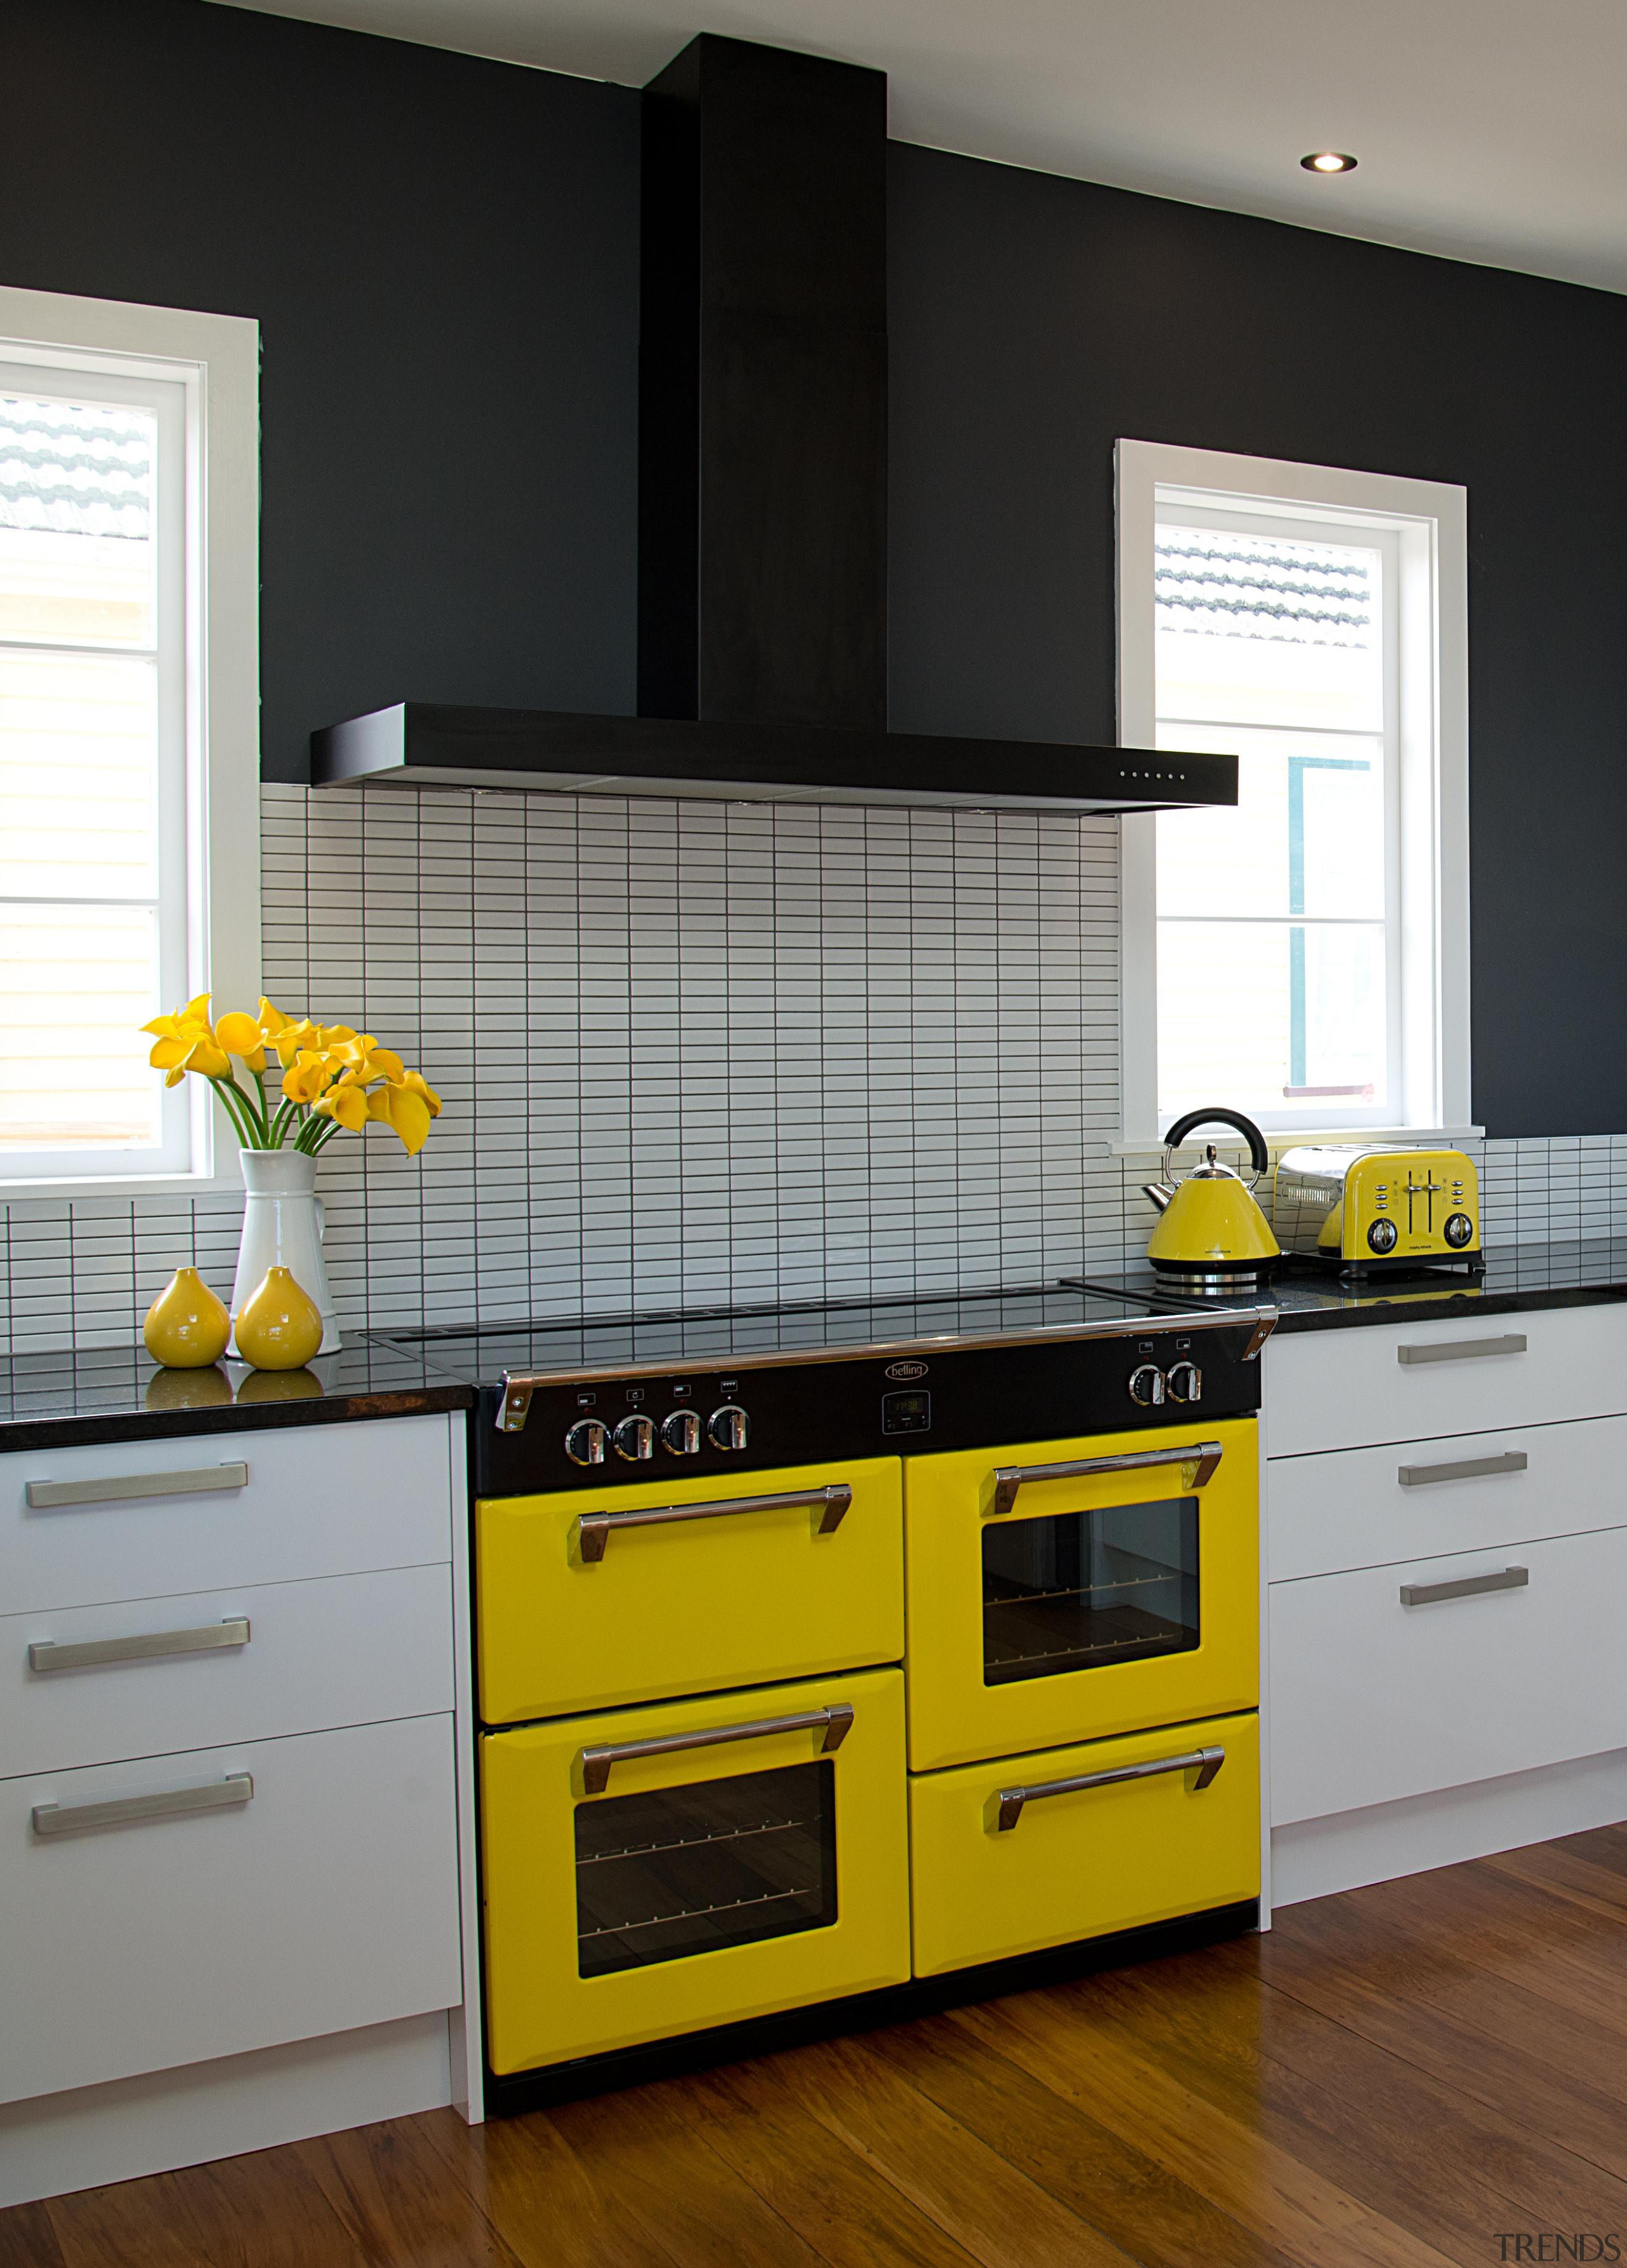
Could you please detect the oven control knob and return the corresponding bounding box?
[1127,1364,1166,1407]
[661,1408,702,1456]
[707,1404,750,1451]
[1367,1216,1399,1254]
[1443,1211,1475,1248]
[612,1414,656,1462]
[564,1418,608,1467]
[1166,1360,1202,1404]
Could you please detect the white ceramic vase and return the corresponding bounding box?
[229,1149,341,1356]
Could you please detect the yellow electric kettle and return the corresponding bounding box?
[1143,1108,1280,1289]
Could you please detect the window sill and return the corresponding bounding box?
[1112,1127,1486,1155]
[0,1171,245,1204]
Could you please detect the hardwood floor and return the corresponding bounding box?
[11,1826,1627,2265]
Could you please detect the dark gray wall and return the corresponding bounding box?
[887,144,1627,1136]
[0,0,640,783]
[3,3,1619,1131]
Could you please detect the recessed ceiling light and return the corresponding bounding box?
[1302,151,1358,174]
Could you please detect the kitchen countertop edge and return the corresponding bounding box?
[0,1380,477,1456]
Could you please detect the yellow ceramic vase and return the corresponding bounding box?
[143,1267,231,1368]
[234,1266,324,1372]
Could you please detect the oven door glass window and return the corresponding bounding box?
[575,1759,837,1978]
[981,1495,1199,1687]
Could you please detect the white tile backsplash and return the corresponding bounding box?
[3,779,1626,1355]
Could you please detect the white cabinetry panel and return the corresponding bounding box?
[1264,1305,1627,1457]
[2,1416,451,1612]
[1,1563,454,1777]
[0,1713,461,2106]
[1267,1415,1627,1581]
[1270,1526,1627,1826]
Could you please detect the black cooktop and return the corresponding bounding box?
[374,1279,1241,1390]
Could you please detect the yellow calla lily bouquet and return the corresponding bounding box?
[143,995,442,1157]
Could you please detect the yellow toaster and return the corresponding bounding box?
[1274,1146,1482,1273]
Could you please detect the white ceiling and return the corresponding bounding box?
[222,0,1627,294]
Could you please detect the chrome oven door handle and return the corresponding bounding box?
[576,1484,852,1564]
[579,1704,854,1795]
[996,1745,1225,1831]
[991,1441,1223,1518]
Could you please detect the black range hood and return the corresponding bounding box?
[313,36,1236,820]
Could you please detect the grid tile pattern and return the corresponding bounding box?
[3,783,1626,1355]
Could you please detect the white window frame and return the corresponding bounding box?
[1115,438,1473,1149]
[0,283,259,1195]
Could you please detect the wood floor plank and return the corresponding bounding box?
[1044,1951,1535,2267]
[777,2030,1140,2268]
[296,2110,529,2266]
[1265,1895,1627,2176]
[545,2081,827,2267]
[1368,1862,1627,2027]
[951,1984,1456,2268]
[1482,1837,1627,1920]
[416,2103,677,2268]
[0,2204,66,2268]
[44,2142,359,2268]
[688,2055,988,2267]
[1549,1821,1627,1878]
[868,2004,1304,2268]
[1178,1938,1627,2243]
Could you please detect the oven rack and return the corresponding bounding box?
[577,1815,811,1868]
[983,1568,1181,1610]
[578,1883,823,1945]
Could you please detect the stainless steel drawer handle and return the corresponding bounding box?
[32,1774,254,1838]
[1398,1451,1527,1490]
[28,1618,250,1674]
[995,1745,1225,1832]
[580,1703,854,1795]
[577,1483,852,1564]
[992,1441,1222,1518]
[1399,1565,1529,1606]
[24,1462,250,1511]
[1396,1334,1527,1368]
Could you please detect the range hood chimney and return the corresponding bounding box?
[312,36,1236,819]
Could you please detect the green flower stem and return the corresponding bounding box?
[207,1075,259,1149]
[250,1064,271,1142]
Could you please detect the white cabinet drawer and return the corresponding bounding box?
[0,1563,454,1777]
[1,1416,451,1613]
[1269,1526,1627,1826]
[0,1713,461,2105]
[1264,1305,1627,1458]
[1267,1415,1627,1581]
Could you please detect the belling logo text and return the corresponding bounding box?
[885,1361,929,1382]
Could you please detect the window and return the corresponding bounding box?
[0,287,259,1191]
[1116,441,1470,1145]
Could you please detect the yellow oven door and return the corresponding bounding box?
[477,1456,902,1723]
[480,1666,910,2075]
[910,1711,1259,1975]
[904,1418,1258,1770]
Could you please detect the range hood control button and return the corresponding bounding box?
[708,1404,750,1451]
[612,1415,656,1462]
[661,1409,702,1456]
[564,1418,608,1467]
[1128,1364,1166,1407]
[1166,1361,1202,1404]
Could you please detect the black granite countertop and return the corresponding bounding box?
[1079,1240,1627,1334]
[9,1240,1627,1451]
[0,1338,475,1453]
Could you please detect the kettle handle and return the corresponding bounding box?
[1162,1108,1270,1185]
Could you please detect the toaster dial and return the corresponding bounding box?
[1444,1212,1475,1247]
[1366,1217,1399,1254]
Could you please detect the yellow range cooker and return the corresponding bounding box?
[447,1282,1275,2107]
